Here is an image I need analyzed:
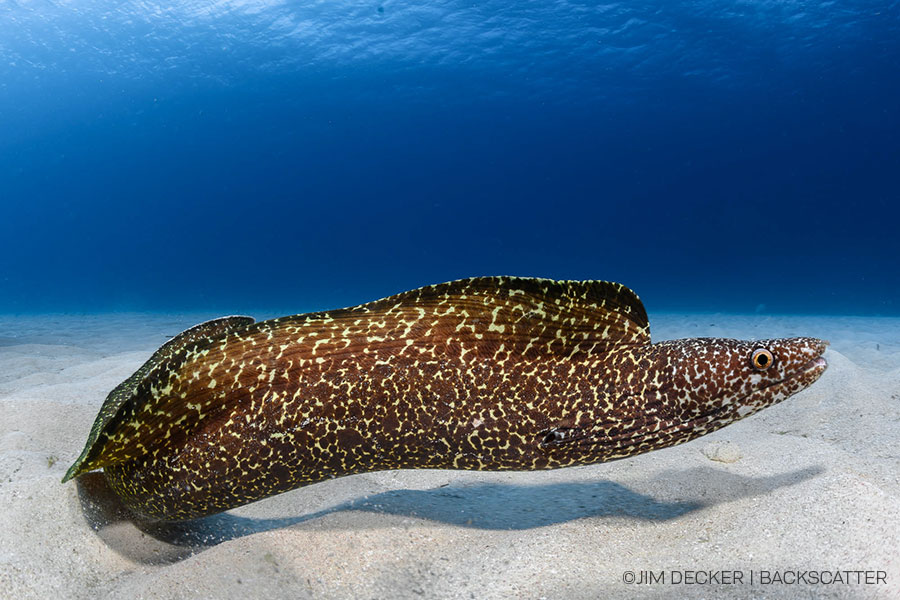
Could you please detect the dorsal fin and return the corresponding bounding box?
[62,316,254,482]
[323,276,651,356]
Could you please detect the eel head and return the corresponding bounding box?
[550,336,829,458]
[643,336,829,445]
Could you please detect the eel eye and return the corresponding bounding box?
[751,348,774,370]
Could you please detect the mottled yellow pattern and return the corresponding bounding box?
[64,277,827,521]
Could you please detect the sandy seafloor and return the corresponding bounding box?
[1,312,898,600]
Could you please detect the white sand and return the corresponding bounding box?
[1,312,898,599]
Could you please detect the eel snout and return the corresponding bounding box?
[789,338,829,381]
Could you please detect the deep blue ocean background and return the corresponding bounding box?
[1,1,898,316]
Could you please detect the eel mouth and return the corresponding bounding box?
[796,350,828,385]
[804,356,828,376]
[785,340,829,382]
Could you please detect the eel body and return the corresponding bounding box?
[64,277,828,521]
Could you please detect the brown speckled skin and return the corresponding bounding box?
[65,277,828,521]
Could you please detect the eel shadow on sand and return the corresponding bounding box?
[76,465,822,565]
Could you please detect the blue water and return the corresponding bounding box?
[2,1,898,316]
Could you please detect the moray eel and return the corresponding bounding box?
[63,277,828,521]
